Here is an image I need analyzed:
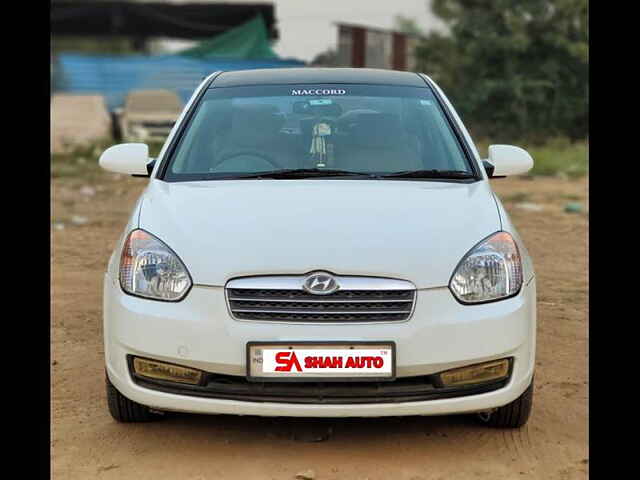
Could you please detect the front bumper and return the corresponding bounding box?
[104,274,536,417]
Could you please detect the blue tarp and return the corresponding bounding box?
[53,54,305,111]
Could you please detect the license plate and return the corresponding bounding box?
[246,342,395,381]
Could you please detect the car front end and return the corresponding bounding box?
[101,68,536,426]
[104,274,535,418]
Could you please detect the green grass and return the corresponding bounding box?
[526,139,588,178]
[51,140,165,179]
[475,137,588,178]
[500,192,531,203]
[51,141,106,180]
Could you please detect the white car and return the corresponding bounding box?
[117,89,183,142]
[100,68,536,428]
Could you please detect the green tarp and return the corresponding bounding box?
[177,15,277,60]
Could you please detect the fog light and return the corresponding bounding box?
[132,357,203,385]
[438,359,510,387]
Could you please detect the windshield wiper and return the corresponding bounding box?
[214,168,373,180]
[210,168,476,180]
[375,169,476,179]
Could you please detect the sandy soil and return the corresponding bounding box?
[52,172,588,480]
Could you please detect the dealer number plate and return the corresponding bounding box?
[247,342,395,381]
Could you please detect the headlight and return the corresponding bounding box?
[119,229,192,301]
[449,231,522,304]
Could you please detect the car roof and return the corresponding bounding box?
[210,68,427,88]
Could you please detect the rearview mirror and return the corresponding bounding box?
[292,100,342,117]
[292,101,311,114]
[99,143,151,176]
[486,145,534,177]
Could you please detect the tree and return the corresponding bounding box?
[311,48,338,67]
[393,15,424,36]
[415,0,588,142]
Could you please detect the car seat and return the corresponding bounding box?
[336,112,422,172]
[211,104,300,173]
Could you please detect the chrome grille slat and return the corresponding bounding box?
[232,309,411,315]
[231,311,410,322]
[226,275,416,323]
[228,297,413,303]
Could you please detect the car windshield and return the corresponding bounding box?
[163,84,474,181]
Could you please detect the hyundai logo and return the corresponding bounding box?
[303,272,339,295]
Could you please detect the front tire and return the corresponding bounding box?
[106,374,161,423]
[479,379,534,428]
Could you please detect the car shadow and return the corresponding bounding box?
[149,411,487,443]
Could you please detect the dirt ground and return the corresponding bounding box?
[51,171,588,480]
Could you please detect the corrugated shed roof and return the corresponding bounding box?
[53,54,305,111]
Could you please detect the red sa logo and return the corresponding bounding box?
[275,351,303,372]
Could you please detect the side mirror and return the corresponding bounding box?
[99,143,151,176]
[485,145,534,177]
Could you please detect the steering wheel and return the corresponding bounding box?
[211,149,284,172]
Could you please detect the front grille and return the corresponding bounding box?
[226,275,416,322]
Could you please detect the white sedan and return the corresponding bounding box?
[100,68,536,428]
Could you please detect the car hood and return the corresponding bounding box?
[139,179,501,289]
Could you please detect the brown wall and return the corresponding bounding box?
[392,33,407,70]
[351,27,365,68]
[337,25,410,70]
